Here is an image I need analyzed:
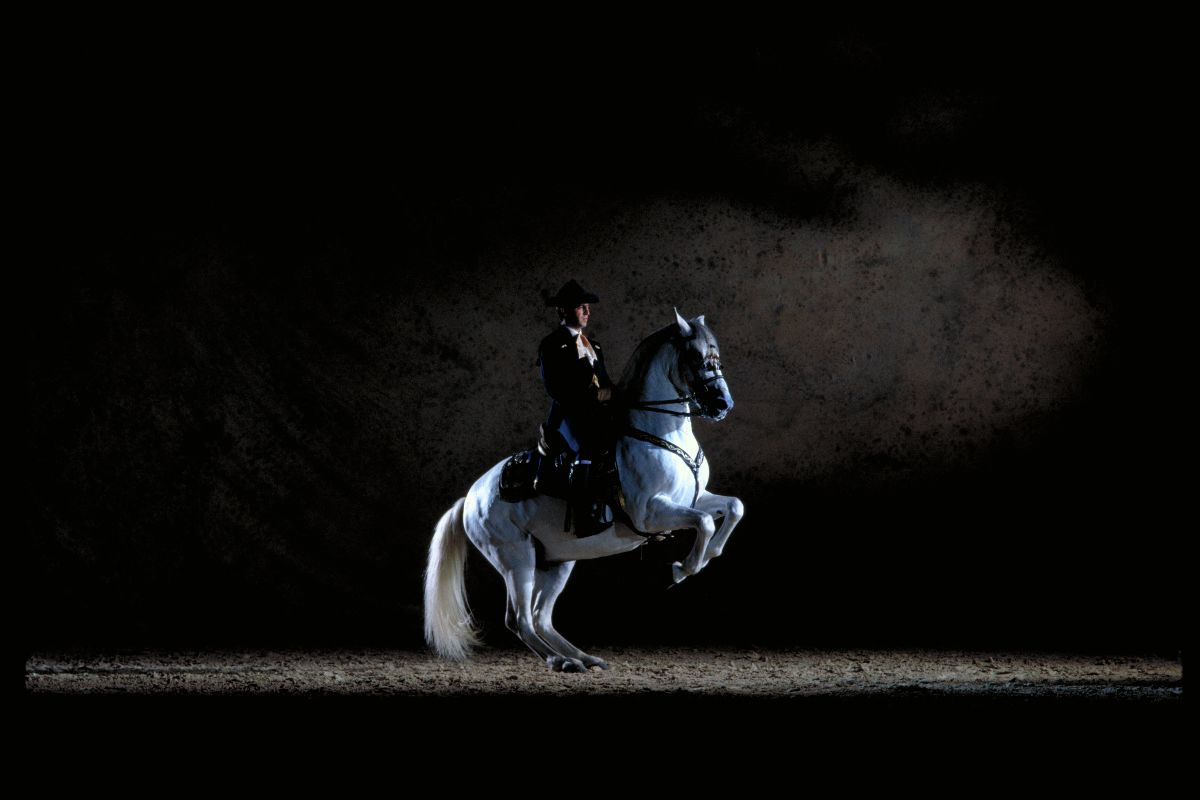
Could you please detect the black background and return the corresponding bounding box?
[26,20,1180,656]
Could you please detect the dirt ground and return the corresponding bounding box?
[25,647,1182,700]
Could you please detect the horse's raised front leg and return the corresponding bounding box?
[533,561,609,670]
[694,491,745,571]
[642,494,717,584]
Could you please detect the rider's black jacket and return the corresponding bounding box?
[537,325,614,458]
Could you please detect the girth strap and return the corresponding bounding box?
[624,426,705,507]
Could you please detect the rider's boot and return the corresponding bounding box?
[569,459,612,538]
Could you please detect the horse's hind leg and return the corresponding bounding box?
[499,544,587,673]
[533,561,610,671]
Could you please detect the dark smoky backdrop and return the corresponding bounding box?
[27,25,1178,654]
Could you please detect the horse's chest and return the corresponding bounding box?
[620,436,706,506]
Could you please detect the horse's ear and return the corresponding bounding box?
[696,314,706,327]
[674,307,693,337]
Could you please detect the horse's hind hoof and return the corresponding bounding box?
[547,655,586,673]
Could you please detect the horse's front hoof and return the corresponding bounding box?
[584,658,610,671]
[671,561,688,584]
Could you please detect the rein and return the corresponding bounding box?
[624,368,726,418]
[626,396,704,417]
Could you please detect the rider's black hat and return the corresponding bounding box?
[543,279,599,307]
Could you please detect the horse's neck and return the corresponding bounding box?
[625,347,693,443]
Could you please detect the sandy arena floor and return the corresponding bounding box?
[25,647,1182,700]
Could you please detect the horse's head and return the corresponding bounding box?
[672,308,734,421]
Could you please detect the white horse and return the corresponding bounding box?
[424,309,744,672]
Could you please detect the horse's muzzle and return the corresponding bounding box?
[705,395,733,420]
[698,378,733,420]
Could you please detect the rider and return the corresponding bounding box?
[538,279,616,536]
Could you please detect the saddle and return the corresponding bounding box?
[499,425,623,538]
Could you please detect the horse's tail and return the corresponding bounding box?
[423,496,482,660]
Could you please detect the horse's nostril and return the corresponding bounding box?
[714,397,729,410]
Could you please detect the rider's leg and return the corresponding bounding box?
[568,419,611,537]
[569,460,612,536]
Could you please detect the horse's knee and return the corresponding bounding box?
[699,515,717,539]
[728,498,745,521]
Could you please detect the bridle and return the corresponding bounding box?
[620,331,728,511]
[625,335,726,419]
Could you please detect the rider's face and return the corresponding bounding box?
[570,303,590,329]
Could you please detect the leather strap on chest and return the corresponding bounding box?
[624,426,705,507]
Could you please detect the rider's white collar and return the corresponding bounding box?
[562,322,596,364]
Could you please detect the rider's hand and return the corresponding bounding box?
[596,387,613,403]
